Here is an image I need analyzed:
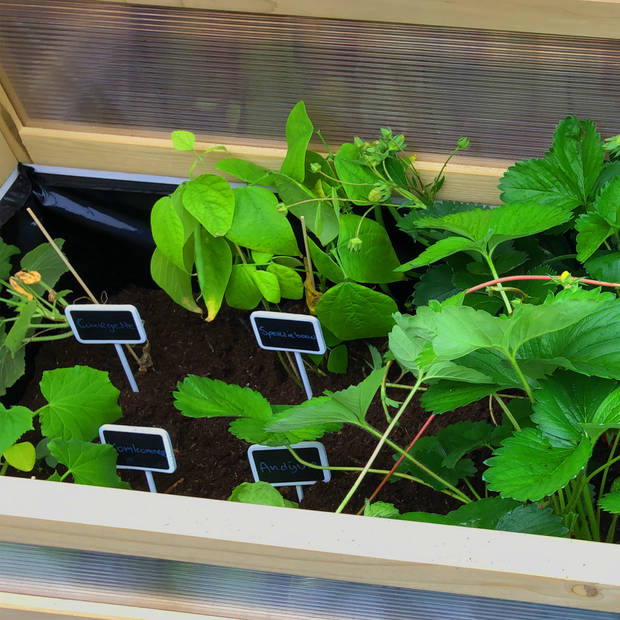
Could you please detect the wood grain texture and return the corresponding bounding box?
[0,84,30,164]
[0,477,618,613]
[95,0,620,38]
[20,126,507,204]
[0,131,16,184]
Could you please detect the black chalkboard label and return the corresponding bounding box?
[65,304,146,344]
[250,311,326,354]
[99,424,176,473]
[248,441,330,486]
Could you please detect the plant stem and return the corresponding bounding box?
[507,355,535,402]
[466,274,620,294]
[464,478,482,500]
[335,380,421,513]
[597,430,620,529]
[24,331,74,342]
[582,478,600,541]
[606,515,618,543]
[493,394,521,431]
[484,253,513,314]
[0,461,8,476]
[586,454,620,484]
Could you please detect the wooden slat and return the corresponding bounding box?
[0,131,16,185]
[96,0,620,39]
[20,126,507,204]
[0,83,31,164]
[0,478,618,613]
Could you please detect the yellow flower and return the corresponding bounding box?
[9,277,33,300]
[15,270,41,285]
[560,271,571,282]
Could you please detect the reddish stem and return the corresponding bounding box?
[363,272,620,510]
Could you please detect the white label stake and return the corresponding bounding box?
[114,343,139,393]
[294,351,313,400]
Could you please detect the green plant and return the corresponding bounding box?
[0,236,73,397]
[0,365,128,488]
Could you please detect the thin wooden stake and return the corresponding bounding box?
[26,208,98,303]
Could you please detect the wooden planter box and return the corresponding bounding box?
[0,476,618,619]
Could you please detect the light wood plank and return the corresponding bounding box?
[0,131,16,185]
[95,0,620,39]
[0,478,618,613]
[20,126,507,204]
[0,83,31,164]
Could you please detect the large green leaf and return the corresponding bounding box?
[3,441,36,472]
[483,428,592,501]
[593,176,620,226]
[21,238,68,293]
[227,186,299,255]
[174,375,339,445]
[531,371,618,445]
[48,439,129,488]
[150,196,187,271]
[333,143,379,205]
[150,248,201,314]
[494,504,567,536]
[575,213,611,262]
[215,158,273,185]
[182,174,235,237]
[336,215,403,283]
[266,263,303,299]
[194,230,232,321]
[268,368,384,431]
[0,329,25,397]
[420,382,500,414]
[0,403,35,455]
[0,237,19,280]
[224,264,262,310]
[599,491,620,514]
[315,282,397,340]
[434,421,495,468]
[273,173,339,245]
[585,252,620,283]
[397,236,477,271]
[250,269,281,303]
[308,239,345,284]
[5,299,36,355]
[38,366,122,441]
[229,481,297,508]
[280,101,314,183]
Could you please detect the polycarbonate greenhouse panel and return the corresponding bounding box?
[1,541,618,619]
[0,0,619,160]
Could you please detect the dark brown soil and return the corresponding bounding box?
[16,284,488,516]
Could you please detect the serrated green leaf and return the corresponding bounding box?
[250,269,280,303]
[412,263,460,306]
[280,101,314,183]
[215,158,273,185]
[420,382,499,414]
[21,238,68,294]
[3,441,35,472]
[598,491,620,514]
[397,236,477,271]
[38,366,122,441]
[227,186,299,255]
[151,196,187,271]
[266,263,303,300]
[273,173,339,245]
[585,252,620,282]
[593,176,620,226]
[5,299,36,355]
[182,174,234,237]
[308,239,345,284]
[333,143,378,205]
[575,213,611,262]
[434,421,495,468]
[0,237,19,280]
[414,208,494,241]
[225,264,262,310]
[48,439,129,488]
[484,428,592,501]
[531,371,618,445]
[150,248,201,314]
[336,214,403,283]
[194,229,232,321]
[229,481,297,508]
[364,501,400,519]
[268,368,384,431]
[0,403,34,455]
[174,375,338,445]
[495,504,567,536]
[171,130,195,151]
[315,282,397,340]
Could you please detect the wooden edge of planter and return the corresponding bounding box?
[0,131,16,184]
[94,0,620,40]
[18,126,508,204]
[0,477,618,613]
[0,83,30,165]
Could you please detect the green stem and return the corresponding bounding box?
[464,478,482,500]
[586,453,620,484]
[0,461,8,476]
[335,380,421,513]
[315,130,335,159]
[507,355,535,402]
[557,487,566,512]
[597,430,620,529]
[571,478,593,541]
[24,331,74,343]
[484,252,513,314]
[582,478,600,541]
[493,394,521,431]
[606,515,618,543]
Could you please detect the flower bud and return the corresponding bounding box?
[309,162,322,173]
[277,203,288,215]
[9,277,33,300]
[457,136,470,149]
[15,270,41,285]
[347,236,363,252]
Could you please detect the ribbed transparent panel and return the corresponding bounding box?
[1,1,620,159]
[0,542,618,619]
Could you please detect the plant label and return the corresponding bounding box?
[99,424,176,474]
[248,441,330,487]
[250,311,326,355]
[65,304,146,344]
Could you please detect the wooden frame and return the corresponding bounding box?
[96,0,620,40]
[0,476,619,617]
